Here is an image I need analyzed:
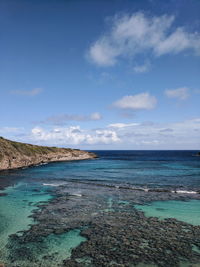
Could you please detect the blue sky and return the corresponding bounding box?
[0,0,200,149]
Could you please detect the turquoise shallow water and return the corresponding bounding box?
[135,199,200,225]
[0,182,86,266]
[0,182,52,261]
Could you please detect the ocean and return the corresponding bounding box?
[0,150,200,266]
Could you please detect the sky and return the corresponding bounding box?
[0,0,200,149]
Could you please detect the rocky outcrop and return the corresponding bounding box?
[0,137,97,171]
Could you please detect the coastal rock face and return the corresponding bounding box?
[0,137,97,171]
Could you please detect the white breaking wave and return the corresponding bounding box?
[172,190,197,194]
[36,162,48,166]
[42,183,66,187]
[142,188,149,192]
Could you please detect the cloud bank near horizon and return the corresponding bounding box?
[2,118,200,149]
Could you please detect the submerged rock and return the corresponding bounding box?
[6,182,200,267]
[0,192,7,197]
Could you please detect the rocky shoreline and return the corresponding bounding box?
[0,137,97,171]
[6,181,200,267]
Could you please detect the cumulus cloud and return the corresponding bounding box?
[30,126,120,146]
[165,87,190,100]
[88,12,200,66]
[40,112,102,125]
[113,92,157,110]
[10,88,43,96]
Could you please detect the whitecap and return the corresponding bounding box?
[143,188,149,192]
[172,190,197,194]
[43,183,63,187]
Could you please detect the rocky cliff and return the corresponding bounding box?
[0,137,97,171]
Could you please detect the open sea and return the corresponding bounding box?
[0,150,200,266]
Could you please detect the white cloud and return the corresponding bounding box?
[10,88,43,96]
[88,12,200,66]
[89,38,118,66]
[155,28,200,56]
[31,127,43,135]
[90,112,102,120]
[113,92,157,110]
[133,62,151,73]
[91,129,120,144]
[165,87,190,100]
[108,123,139,128]
[30,126,120,146]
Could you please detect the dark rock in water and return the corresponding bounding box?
[32,188,40,192]
[0,192,7,197]
[6,182,200,267]
[63,259,82,267]
[148,188,171,193]
[8,246,34,262]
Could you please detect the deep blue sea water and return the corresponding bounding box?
[1,150,199,190]
[0,150,200,266]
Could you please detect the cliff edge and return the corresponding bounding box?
[0,137,97,171]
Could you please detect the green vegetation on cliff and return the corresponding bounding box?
[0,136,72,158]
[0,136,96,170]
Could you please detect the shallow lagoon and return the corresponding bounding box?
[0,182,52,262]
[135,199,200,226]
[0,150,200,266]
[0,182,87,266]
